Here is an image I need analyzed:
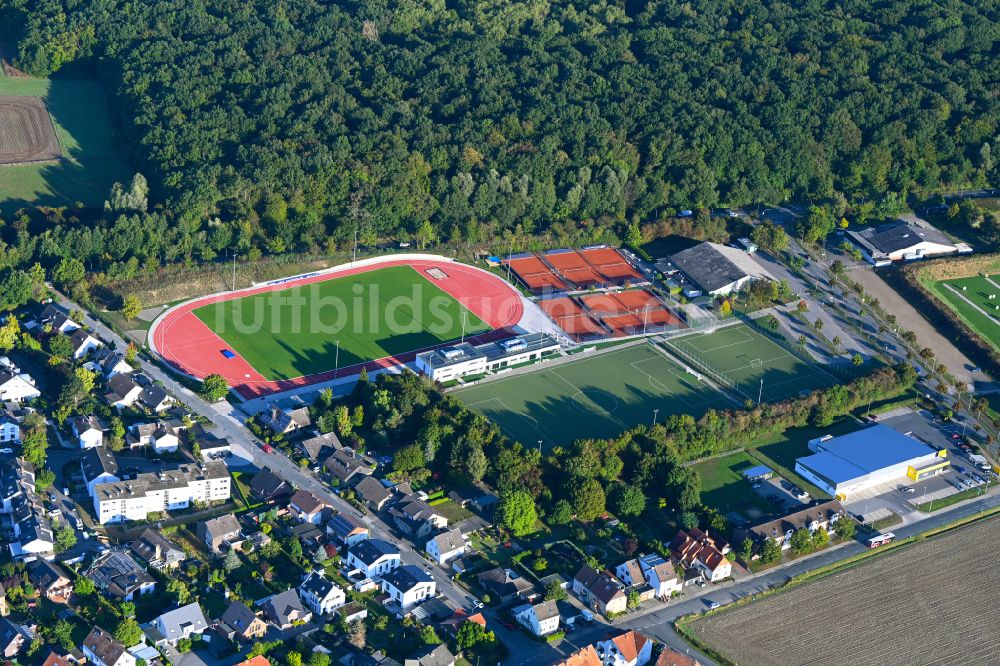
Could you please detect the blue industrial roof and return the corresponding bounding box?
[796,425,937,483]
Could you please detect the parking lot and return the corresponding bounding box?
[840,407,994,524]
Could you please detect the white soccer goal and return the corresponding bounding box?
[749,358,763,368]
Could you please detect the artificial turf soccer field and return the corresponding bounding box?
[192,265,490,381]
[455,342,732,448]
[932,275,1000,352]
[663,323,835,402]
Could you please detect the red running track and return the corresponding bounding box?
[151,259,524,399]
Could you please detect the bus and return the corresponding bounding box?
[867,532,895,548]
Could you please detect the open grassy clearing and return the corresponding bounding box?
[685,514,1000,666]
[692,451,774,518]
[456,342,731,448]
[193,264,489,381]
[663,323,835,402]
[0,76,130,212]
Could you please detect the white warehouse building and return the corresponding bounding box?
[794,425,947,500]
[93,461,231,524]
[415,333,559,382]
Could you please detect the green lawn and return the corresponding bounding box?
[455,341,732,448]
[931,275,1000,353]
[692,451,774,517]
[194,265,489,380]
[664,323,836,402]
[0,75,131,213]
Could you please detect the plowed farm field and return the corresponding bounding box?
[0,96,60,164]
[686,514,1000,666]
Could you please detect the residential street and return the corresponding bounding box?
[515,490,1000,666]
[49,291,476,613]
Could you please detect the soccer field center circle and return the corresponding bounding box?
[149,254,525,399]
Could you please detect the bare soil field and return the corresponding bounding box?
[0,96,60,164]
[687,514,1000,666]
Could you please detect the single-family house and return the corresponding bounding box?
[126,421,181,452]
[298,431,342,462]
[39,306,80,334]
[346,539,400,580]
[257,402,311,435]
[260,589,312,629]
[390,495,447,540]
[150,603,208,646]
[324,450,374,486]
[82,626,135,666]
[197,514,242,553]
[327,512,369,546]
[218,601,267,642]
[41,651,78,666]
[0,406,22,443]
[573,566,627,616]
[138,384,172,412]
[0,361,40,404]
[105,374,143,411]
[615,554,680,599]
[556,645,602,666]
[425,529,465,566]
[90,348,133,378]
[512,600,560,637]
[638,554,681,599]
[0,617,27,658]
[248,469,292,503]
[69,329,103,360]
[86,550,156,600]
[70,415,108,449]
[404,644,456,666]
[289,489,332,525]
[381,565,436,611]
[354,476,392,510]
[477,567,536,604]
[670,531,732,583]
[129,528,185,570]
[298,570,346,617]
[654,648,702,666]
[27,559,72,603]
[596,631,654,666]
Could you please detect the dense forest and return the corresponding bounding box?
[0,0,997,272]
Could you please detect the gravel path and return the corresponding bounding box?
[849,266,985,386]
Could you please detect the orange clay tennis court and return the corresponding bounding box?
[577,247,645,282]
[503,255,568,293]
[543,250,607,288]
[537,297,608,340]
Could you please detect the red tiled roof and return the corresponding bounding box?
[611,630,650,662]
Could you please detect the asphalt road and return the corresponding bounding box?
[516,489,1000,666]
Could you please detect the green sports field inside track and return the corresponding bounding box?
[193,265,489,381]
[454,342,732,448]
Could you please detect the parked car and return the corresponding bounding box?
[707,601,721,610]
